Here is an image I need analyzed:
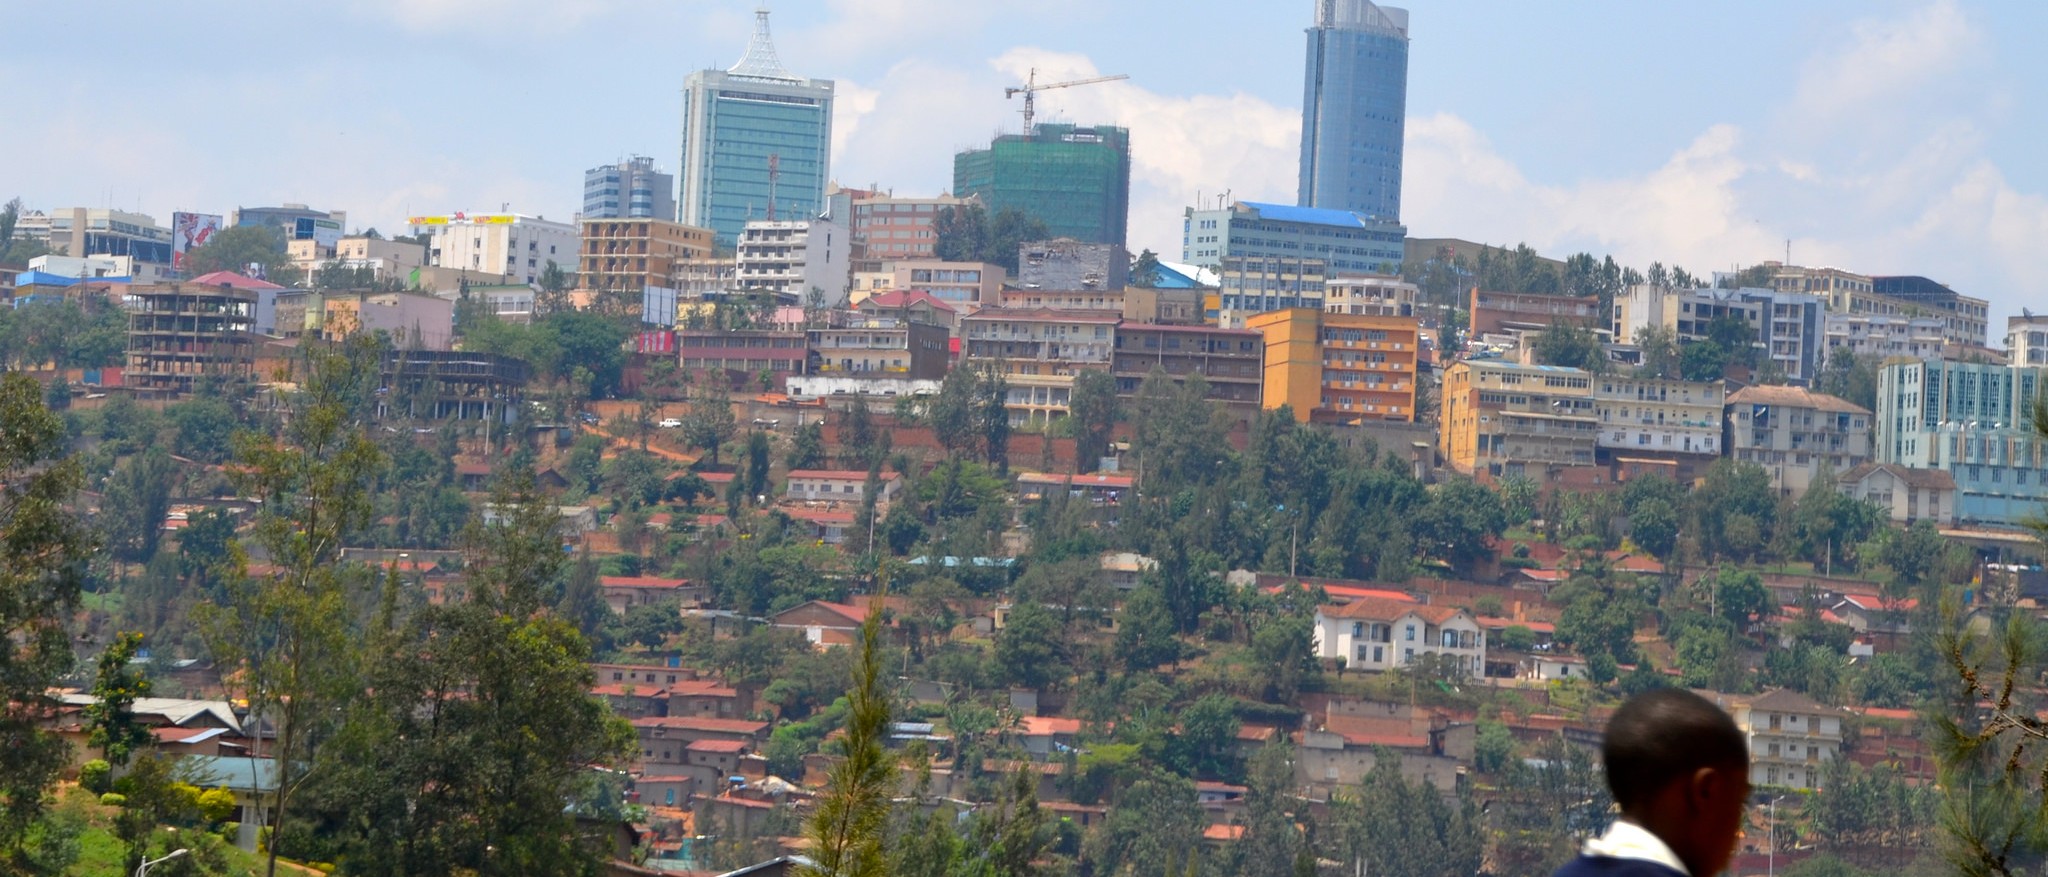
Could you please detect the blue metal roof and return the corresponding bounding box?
[1240,201,1390,229]
[12,270,79,287]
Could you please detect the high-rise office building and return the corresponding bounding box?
[953,123,1131,246]
[1298,0,1410,221]
[680,9,834,249]
[584,156,676,220]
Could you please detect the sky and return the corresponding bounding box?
[4,0,2044,331]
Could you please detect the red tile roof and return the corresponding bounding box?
[1476,616,1555,634]
[787,469,898,482]
[1319,597,1464,626]
[857,289,957,313]
[602,576,691,589]
[1015,472,1135,488]
[1726,385,1872,416]
[631,716,769,734]
[686,739,749,753]
[189,271,285,290]
[1020,716,1084,737]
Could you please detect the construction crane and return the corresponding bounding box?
[1005,68,1129,135]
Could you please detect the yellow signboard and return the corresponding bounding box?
[406,213,519,226]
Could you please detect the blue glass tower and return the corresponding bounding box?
[1298,0,1409,222]
[680,9,834,248]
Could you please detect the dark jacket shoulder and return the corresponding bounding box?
[1549,854,1687,877]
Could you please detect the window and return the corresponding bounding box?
[1404,624,1416,642]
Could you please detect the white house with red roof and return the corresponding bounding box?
[784,469,901,504]
[599,576,704,613]
[1312,598,1485,677]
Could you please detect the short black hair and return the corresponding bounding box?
[1602,689,1749,812]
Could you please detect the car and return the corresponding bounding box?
[659,418,683,429]
[580,412,600,425]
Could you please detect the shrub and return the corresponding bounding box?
[197,788,237,824]
[98,793,128,807]
[79,760,112,795]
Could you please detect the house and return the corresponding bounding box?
[600,576,704,613]
[1018,715,1086,759]
[1311,599,1486,678]
[779,507,856,545]
[1828,594,1917,636]
[631,716,769,770]
[1014,472,1133,505]
[1707,688,1845,791]
[769,600,870,647]
[1294,700,1462,794]
[1099,552,1157,590]
[179,755,280,851]
[1836,462,1959,526]
[783,469,901,504]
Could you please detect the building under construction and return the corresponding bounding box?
[378,349,531,425]
[954,123,1131,246]
[126,281,259,396]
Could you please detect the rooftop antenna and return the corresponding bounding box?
[767,154,780,221]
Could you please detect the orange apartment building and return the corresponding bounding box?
[579,218,714,297]
[1246,308,1420,424]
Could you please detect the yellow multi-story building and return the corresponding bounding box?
[1246,308,1419,424]
[1440,360,1596,478]
[580,217,715,296]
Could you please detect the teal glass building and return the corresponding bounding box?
[679,10,834,248]
[1298,0,1409,222]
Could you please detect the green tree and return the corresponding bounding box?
[200,339,385,877]
[682,381,737,466]
[1711,566,1772,629]
[1229,744,1304,877]
[0,373,96,862]
[1531,321,1605,372]
[993,602,1067,689]
[1131,249,1162,288]
[786,420,825,470]
[978,367,1012,473]
[933,204,1050,273]
[804,596,896,877]
[84,632,153,767]
[1114,586,1183,672]
[168,397,240,464]
[1629,497,1680,559]
[101,446,177,564]
[316,479,634,877]
[1474,720,1515,774]
[539,311,630,398]
[1413,477,1507,576]
[1069,369,1118,472]
[1636,324,1680,379]
[182,224,289,278]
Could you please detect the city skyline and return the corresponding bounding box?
[2,0,2042,325]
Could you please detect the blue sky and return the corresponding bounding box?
[4,0,2042,329]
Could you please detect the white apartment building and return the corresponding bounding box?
[961,307,1118,425]
[1824,313,1947,362]
[412,213,579,288]
[736,218,850,306]
[2008,314,2048,367]
[1323,275,1418,317]
[1311,599,1485,679]
[1712,688,1844,791]
[1725,385,1872,496]
[1592,375,1725,457]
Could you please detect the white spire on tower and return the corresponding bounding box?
[728,6,798,81]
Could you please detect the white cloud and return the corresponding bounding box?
[1788,0,1977,124]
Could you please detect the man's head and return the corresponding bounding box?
[1603,689,1752,876]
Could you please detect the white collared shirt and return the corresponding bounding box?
[1582,820,1689,876]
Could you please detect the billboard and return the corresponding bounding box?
[407,213,518,226]
[171,212,223,272]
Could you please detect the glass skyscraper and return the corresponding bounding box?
[1298,0,1409,222]
[679,9,834,248]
